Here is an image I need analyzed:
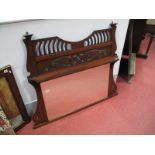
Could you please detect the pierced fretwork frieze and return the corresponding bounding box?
[33,30,111,57]
[40,49,111,73]
[84,31,111,47]
[34,38,72,56]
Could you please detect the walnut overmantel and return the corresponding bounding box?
[23,23,118,128]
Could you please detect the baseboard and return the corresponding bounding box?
[25,101,37,117]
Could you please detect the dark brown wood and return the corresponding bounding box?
[110,22,117,54]
[35,43,113,62]
[108,59,118,97]
[23,33,38,76]
[29,55,118,83]
[29,80,48,127]
[23,26,115,77]
[23,23,118,128]
[108,23,118,95]
[0,65,30,131]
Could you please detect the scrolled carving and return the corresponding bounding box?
[28,80,48,128]
[40,49,112,73]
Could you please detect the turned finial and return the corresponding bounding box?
[25,32,29,35]
[23,32,33,40]
[110,21,117,28]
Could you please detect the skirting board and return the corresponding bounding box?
[25,101,37,117]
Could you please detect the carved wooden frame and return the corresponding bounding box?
[0,65,30,131]
[23,23,119,128]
